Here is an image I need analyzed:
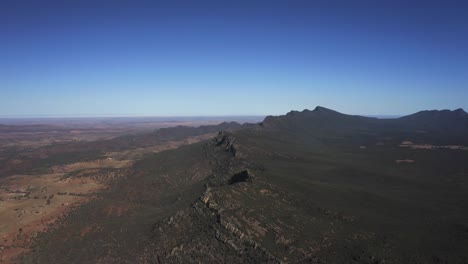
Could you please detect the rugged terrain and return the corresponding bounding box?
[3,107,468,263]
[0,119,250,262]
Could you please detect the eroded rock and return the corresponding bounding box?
[214,131,237,156]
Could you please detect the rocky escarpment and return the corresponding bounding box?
[144,129,369,263]
[146,171,279,263]
[141,126,380,264]
[195,186,280,263]
[143,133,281,263]
[214,131,238,157]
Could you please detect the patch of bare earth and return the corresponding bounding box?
[0,157,134,262]
[49,158,133,173]
[0,132,218,262]
[399,141,468,150]
[0,174,103,262]
[104,133,217,160]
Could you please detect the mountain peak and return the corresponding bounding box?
[311,106,347,117]
[454,108,467,115]
[260,106,365,130]
[283,106,342,118]
[313,106,329,112]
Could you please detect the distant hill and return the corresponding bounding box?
[397,108,468,131]
[152,121,252,140]
[259,106,468,145]
[260,106,375,130]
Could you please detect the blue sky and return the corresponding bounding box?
[1,0,467,117]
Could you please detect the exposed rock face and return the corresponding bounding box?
[194,186,281,263]
[214,131,237,156]
[228,170,252,185]
[147,184,281,264]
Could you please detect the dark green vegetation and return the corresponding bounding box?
[16,107,468,263]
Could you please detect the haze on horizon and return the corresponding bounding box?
[1,1,467,117]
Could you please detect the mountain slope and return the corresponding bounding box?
[18,107,468,264]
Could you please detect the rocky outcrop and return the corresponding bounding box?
[214,131,238,157]
[196,186,281,263]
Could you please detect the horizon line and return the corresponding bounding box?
[0,114,267,119]
[0,114,404,119]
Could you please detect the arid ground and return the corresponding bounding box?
[0,117,259,262]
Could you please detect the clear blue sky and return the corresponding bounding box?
[1,0,467,117]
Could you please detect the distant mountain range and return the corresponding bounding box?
[260,106,468,145]
[262,106,467,128]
